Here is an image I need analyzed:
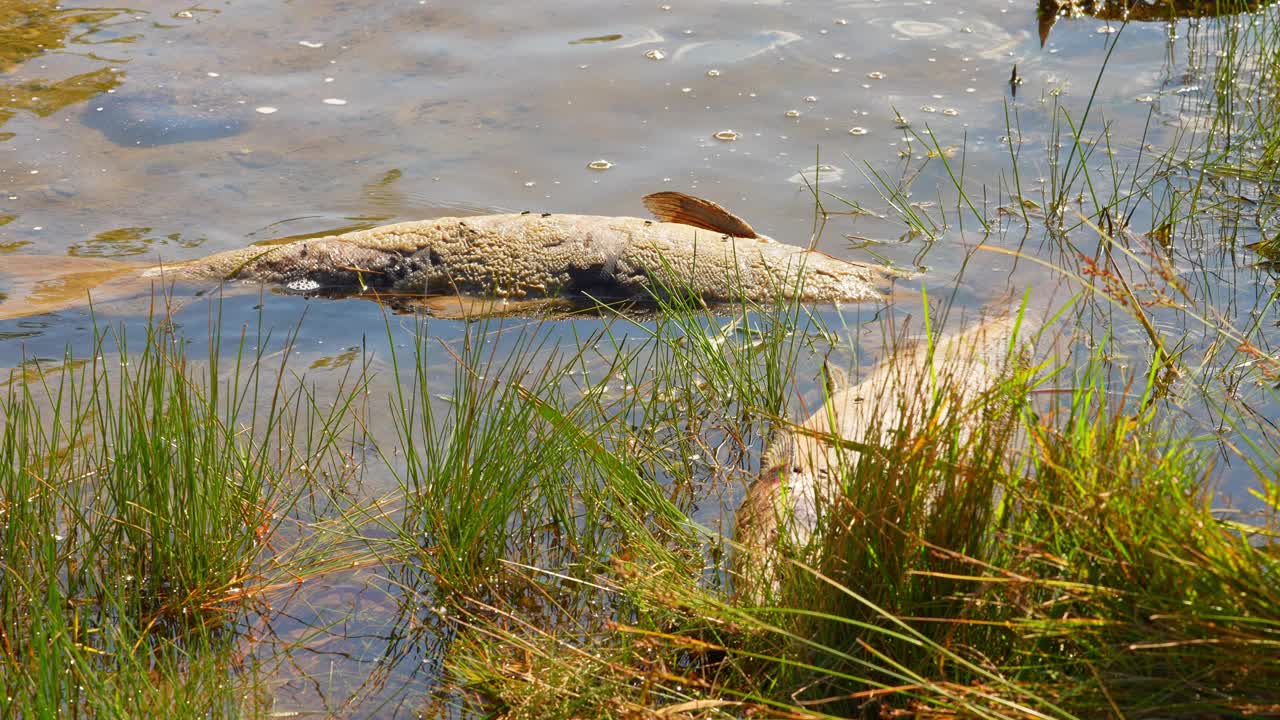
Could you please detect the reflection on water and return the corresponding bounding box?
[68,226,204,257]
[246,216,394,245]
[1038,0,1280,43]
[0,2,133,71]
[0,2,132,128]
[569,33,623,45]
[0,67,122,126]
[81,90,247,146]
[2,0,1279,714]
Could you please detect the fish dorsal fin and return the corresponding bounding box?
[642,192,759,238]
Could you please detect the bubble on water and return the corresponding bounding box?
[524,181,536,187]
[1097,25,1118,34]
[298,40,325,48]
[324,77,335,82]
[784,109,800,118]
[942,108,959,116]
[255,106,279,114]
[706,69,721,77]
[644,49,666,60]
[965,87,976,93]
[848,127,868,136]
[323,98,348,105]
[1136,94,1156,102]
[893,20,947,38]
[206,72,220,78]
[660,3,671,8]
[920,105,937,113]
[833,52,846,60]
[803,95,818,103]
[830,67,841,73]
[587,159,614,170]
[713,129,740,141]
[176,10,193,18]
[681,87,692,93]
[834,18,848,25]
[867,71,885,80]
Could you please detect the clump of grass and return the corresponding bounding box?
[348,283,823,712]
[995,360,1279,716]
[726,347,1279,718]
[370,317,599,589]
[364,268,827,584]
[426,294,1278,719]
[0,306,365,717]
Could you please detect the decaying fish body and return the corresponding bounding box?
[0,193,897,321]
[733,314,1035,597]
[155,211,889,303]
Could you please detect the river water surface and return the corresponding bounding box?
[2,0,1277,715]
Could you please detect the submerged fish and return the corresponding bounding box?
[0,193,898,321]
[733,313,1037,598]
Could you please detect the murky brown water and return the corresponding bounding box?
[3,0,1278,715]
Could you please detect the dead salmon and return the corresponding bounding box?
[0,192,899,321]
[732,312,1038,599]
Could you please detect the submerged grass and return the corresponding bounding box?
[0,305,367,717]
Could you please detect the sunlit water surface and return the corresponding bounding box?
[2,0,1277,714]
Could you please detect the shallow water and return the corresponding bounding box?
[0,0,1208,258]
[2,0,1278,715]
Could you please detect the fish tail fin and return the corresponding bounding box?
[0,255,147,321]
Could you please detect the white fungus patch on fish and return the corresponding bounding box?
[285,278,322,292]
